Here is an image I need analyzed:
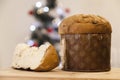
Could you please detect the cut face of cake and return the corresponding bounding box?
[12,42,59,71]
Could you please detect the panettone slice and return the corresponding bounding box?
[12,42,59,71]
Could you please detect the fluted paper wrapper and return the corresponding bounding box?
[60,34,111,72]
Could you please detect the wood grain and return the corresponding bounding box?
[0,68,120,80]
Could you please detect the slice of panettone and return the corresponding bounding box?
[12,42,59,71]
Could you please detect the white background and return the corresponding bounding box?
[0,0,120,68]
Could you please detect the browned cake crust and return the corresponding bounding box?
[35,45,59,71]
[59,14,112,34]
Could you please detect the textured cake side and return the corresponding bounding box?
[61,34,111,72]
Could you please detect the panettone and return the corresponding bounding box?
[12,42,59,71]
[59,14,112,72]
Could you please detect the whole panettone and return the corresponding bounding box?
[59,14,112,72]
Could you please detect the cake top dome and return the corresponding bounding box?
[59,14,112,34]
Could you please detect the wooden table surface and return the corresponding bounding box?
[0,68,120,80]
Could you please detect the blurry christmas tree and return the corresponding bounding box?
[27,0,70,51]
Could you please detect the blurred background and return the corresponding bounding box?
[0,0,120,68]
